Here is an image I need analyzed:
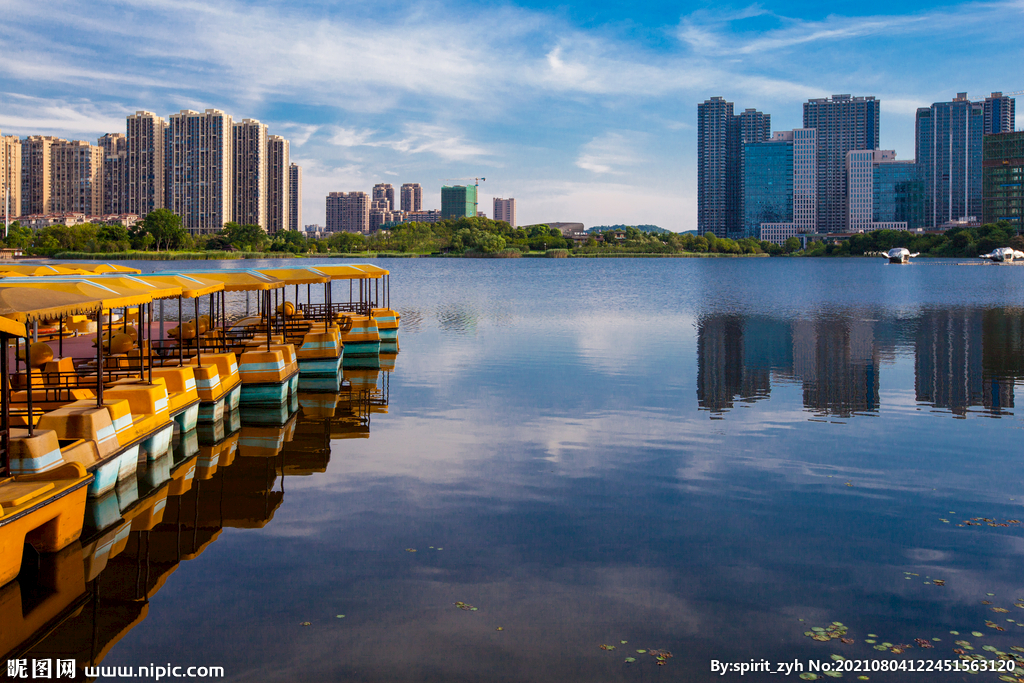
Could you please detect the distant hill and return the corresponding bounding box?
[587,224,670,234]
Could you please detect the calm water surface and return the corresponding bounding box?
[15,257,1024,682]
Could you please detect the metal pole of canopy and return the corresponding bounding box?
[58,315,64,358]
[159,299,165,344]
[1,336,8,474]
[148,303,153,383]
[97,306,104,407]
[178,297,183,367]
[221,290,226,338]
[306,284,310,315]
[32,319,37,344]
[194,297,201,368]
[26,327,33,437]
[266,290,272,352]
[246,290,250,317]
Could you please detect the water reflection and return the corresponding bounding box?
[3,357,396,676]
[697,308,1024,419]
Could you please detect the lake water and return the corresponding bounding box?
[11,257,1024,682]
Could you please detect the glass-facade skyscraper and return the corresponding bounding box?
[441,184,477,219]
[915,93,984,228]
[874,160,924,230]
[983,131,1024,231]
[743,138,792,238]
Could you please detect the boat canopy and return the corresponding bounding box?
[255,267,330,285]
[312,264,389,280]
[65,275,184,301]
[0,286,110,326]
[133,273,225,298]
[186,270,287,291]
[55,263,143,274]
[0,279,153,313]
[0,264,89,277]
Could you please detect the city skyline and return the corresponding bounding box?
[0,0,1021,232]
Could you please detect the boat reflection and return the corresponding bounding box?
[2,353,396,674]
[697,308,1023,419]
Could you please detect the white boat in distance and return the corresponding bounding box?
[885,247,919,264]
[979,247,1024,262]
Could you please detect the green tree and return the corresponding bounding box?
[139,209,188,251]
[783,236,801,254]
[2,223,32,249]
[221,222,269,252]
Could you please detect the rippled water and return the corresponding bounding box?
[14,257,1024,682]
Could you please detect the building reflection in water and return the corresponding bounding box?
[697,313,880,418]
[697,308,1024,420]
[2,358,395,677]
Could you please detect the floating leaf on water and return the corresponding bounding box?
[972,632,984,637]
[983,601,994,605]
[865,640,876,644]
[621,640,628,644]
[999,676,1017,682]
[636,650,646,654]
[300,622,311,626]
[905,577,912,580]
[814,635,831,642]
[867,634,878,638]
[437,548,443,550]
[924,581,932,584]
[496,627,503,631]
[984,645,999,652]
[932,638,941,642]
[336,615,345,618]
[830,654,846,661]
[857,677,870,681]
[1011,647,1024,653]
[873,645,888,651]
[812,627,826,632]
[599,644,615,651]
[955,641,972,647]
[933,580,946,586]
[624,657,636,663]
[832,622,844,626]
[405,548,417,553]
[891,647,904,654]
[841,638,854,644]
[993,608,1010,613]
[950,631,960,635]
[799,674,819,681]
[988,593,996,596]
[470,607,478,611]
[881,642,893,648]
[824,672,842,679]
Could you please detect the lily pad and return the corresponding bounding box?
[971,631,984,637]
[336,615,345,618]
[830,654,846,661]
[405,548,417,553]
[799,674,819,681]
[823,672,842,679]
[636,650,647,654]
[599,644,615,651]
[864,640,876,644]
[624,657,636,663]
[300,622,311,626]
[867,634,878,638]
[621,640,628,644]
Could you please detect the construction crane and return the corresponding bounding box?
[968,90,1024,102]
[442,177,486,187]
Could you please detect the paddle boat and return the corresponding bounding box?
[885,247,920,264]
[980,247,1024,262]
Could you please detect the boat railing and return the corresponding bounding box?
[300,301,376,319]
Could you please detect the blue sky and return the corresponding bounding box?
[1,0,1021,231]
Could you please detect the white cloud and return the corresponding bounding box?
[575,132,645,174]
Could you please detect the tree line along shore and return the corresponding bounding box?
[2,210,1019,259]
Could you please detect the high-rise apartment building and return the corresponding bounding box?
[232,119,268,229]
[126,111,166,217]
[50,140,104,214]
[168,109,234,234]
[916,93,984,228]
[98,133,126,158]
[400,183,422,212]
[493,197,516,227]
[749,128,817,244]
[372,183,395,211]
[0,131,21,221]
[697,97,770,238]
[441,185,477,219]
[99,133,127,215]
[369,199,394,232]
[983,92,1016,135]
[846,150,899,232]
[267,135,290,233]
[288,163,302,232]
[697,97,737,238]
[982,131,1024,231]
[21,135,65,215]
[803,95,880,232]
[326,191,369,233]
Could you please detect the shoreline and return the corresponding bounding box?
[26,250,773,261]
